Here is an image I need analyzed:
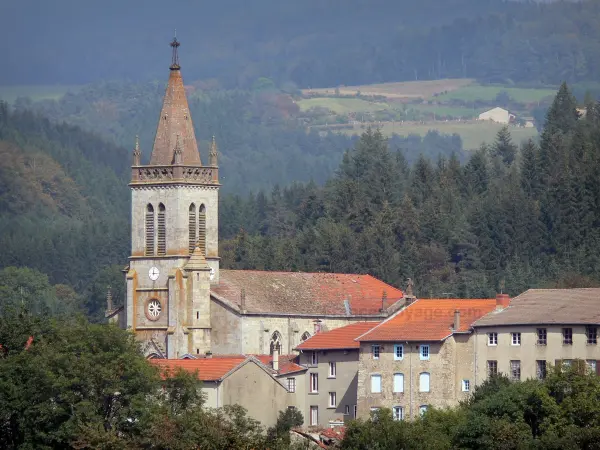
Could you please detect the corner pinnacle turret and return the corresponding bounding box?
[209,135,218,167]
[149,36,201,166]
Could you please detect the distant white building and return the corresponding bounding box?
[478,107,515,124]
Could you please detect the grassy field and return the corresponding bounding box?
[435,85,557,103]
[0,85,80,104]
[410,104,483,119]
[302,79,475,99]
[338,121,539,150]
[297,97,390,114]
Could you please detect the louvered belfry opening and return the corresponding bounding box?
[157,203,166,256]
[198,204,206,255]
[189,203,197,254]
[145,204,155,256]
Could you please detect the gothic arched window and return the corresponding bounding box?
[301,332,311,342]
[157,203,166,256]
[188,203,196,254]
[145,204,155,256]
[198,204,206,255]
[270,331,282,355]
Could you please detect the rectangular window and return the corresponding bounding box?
[462,379,470,392]
[536,360,547,380]
[564,359,572,368]
[488,360,498,377]
[328,362,336,378]
[586,360,597,373]
[310,406,318,426]
[310,373,318,393]
[511,332,521,346]
[419,405,428,416]
[344,405,350,415]
[328,392,336,408]
[372,345,380,360]
[392,406,403,421]
[371,374,382,393]
[510,360,521,381]
[420,345,430,360]
[287,377,296,393]
[311,351,318,365]
[393,373,404,393]
[537,328,547,345]
[563,328,573,345]
[394,344,404,360]
[419,372,430,392]
[586,326,597,345]
[488,332,498,346]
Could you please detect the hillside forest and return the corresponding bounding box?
[1,82,600,319]
[2,0,600,89]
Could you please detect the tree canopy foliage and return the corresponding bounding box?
[220,83,600,296]
[340,366,600,450]
[0,311,308,449]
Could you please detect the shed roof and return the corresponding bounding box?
[296,322,378,350]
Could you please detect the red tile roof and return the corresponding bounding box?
[250,354,307,375]
[296,322,378,350]
[212,270,404,315]
[151,356,246,381]
[357,299,496,342]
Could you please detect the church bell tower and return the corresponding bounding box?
[125,37,220,359]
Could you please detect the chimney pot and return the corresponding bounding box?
[272,347,279,372]
[496,293,510,310]
[453,309,460,331]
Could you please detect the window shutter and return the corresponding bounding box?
[596,360,600,376]
[157,204,166,255]
[555,359,562,373]
[198,204,206,254]
[188,204,196,254]
[419,372,430,392]
[394,373,404,393]
[145,204,155,256]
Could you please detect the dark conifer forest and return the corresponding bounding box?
[1,83,599,318]
[2,0,600,88]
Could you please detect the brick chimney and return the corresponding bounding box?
[272,347,279,372]
[380,290,388,312]
[496,293,511,310]
[453,309,460,331]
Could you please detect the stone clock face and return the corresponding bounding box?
[149,267,160,281]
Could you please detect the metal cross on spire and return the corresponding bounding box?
[170,34,181,70]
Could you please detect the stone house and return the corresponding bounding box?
[107,37,407,359]
[473,289,600,382]
[355,297,499,420]
[152,355,292,427]
[294,322,377,427]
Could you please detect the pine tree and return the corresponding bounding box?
[491,126,517,166]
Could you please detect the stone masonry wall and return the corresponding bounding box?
[357,336,474,420]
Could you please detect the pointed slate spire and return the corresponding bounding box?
[133,135,141,165]
[209,135,218,167]
[150,37,201,166]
